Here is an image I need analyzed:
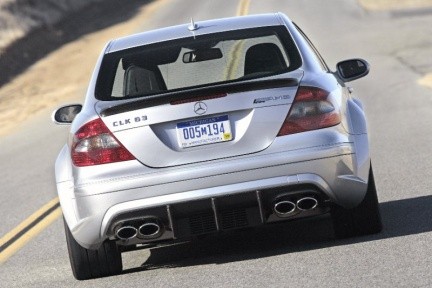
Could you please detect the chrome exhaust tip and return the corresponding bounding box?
[274,200,297,217]
[116,226,138,240]
[138,221,162,239]
[297,197,318,211]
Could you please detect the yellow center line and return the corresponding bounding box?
[0,207,62,264]
[223,0,251,80]
[0,199,62,264]
[225,41,246,80]
[237,0,251,16]
[0,197,60,247]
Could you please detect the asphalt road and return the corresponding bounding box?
[1,0,432,287]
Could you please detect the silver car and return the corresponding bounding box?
[53,13,382,280]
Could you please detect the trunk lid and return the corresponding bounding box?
[97,73,302,167]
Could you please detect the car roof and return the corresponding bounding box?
[106,13,287,53]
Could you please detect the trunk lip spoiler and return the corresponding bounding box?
[99,78,299,117]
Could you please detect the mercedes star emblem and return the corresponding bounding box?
[194,102,207,115]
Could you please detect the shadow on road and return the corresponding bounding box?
[0,0,154,88]
[122,195,432,274]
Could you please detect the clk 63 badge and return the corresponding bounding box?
[113,115,147,127]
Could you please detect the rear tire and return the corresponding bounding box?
[331,165,382,239]
[64,220,122,280]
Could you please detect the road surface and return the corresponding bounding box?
[1,0,432,286]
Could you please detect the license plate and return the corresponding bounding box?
[176,115,233,148]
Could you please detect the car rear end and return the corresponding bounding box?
[57,13,371,252]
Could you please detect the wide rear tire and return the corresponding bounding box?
[331,165,383,239]
[64,220,122,280]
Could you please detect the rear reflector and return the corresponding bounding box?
[277,86,341,136]
[71,118,135,167]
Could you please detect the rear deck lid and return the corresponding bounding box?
[94,25,303,167]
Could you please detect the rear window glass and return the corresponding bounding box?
[96,26,301,101]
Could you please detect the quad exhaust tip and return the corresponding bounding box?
[138,222,162,239]
[274,200,297,217]
[296,197,318,211]
[116,226,138,240]
[273,196,319,218]
[115,217,163,240]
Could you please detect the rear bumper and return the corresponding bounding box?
[57,140,370,249]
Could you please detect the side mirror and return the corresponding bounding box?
[52,104,82,124]
[336,59,370,82]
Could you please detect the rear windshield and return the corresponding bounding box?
[95,26,301,101]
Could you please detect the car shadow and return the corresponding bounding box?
[121,195,432,274]
[0,0,155,88]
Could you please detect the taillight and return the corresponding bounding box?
[71,118,135,167]
[277,86,341,136]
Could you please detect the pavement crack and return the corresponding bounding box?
[393,54,423,75]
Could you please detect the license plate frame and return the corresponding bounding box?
[176,115,233,148]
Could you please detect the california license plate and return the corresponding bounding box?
[176,115,233,148]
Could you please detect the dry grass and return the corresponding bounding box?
[0,0,168,137]
[0,0,102,52]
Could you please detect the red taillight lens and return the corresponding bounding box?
[71,118,135,167]
[277,86,341,136]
